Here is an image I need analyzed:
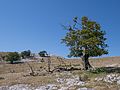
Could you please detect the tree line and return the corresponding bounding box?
[0,50,48,64]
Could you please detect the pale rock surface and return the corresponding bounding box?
[95,74,120,84]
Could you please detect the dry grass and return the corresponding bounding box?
[0,56,120,87]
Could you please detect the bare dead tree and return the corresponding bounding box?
[26,62,36,76]
[57,57,67,68]
[46,56,51,73]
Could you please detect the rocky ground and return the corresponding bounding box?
[0,56,120,90]
[0,72,120,90]
[0,72,92,90]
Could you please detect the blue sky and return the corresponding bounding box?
[0,0,120,58]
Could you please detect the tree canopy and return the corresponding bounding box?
[62,16,108,70]
[6,52,20,64]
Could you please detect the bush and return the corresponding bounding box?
[21,50,31,59]
[38,51,48,57]
[6,52,20,64]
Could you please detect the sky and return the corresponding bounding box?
[0,0,120,58]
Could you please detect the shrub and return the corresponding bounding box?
[38,51,48,57]
[6,52,20,64]
[21,50,31,59]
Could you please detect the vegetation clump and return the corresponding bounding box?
[21,50,31,59]
[6,52,20,64]
[38,51,48,57]
[89,68,106,74]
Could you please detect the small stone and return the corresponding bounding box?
[56,78,65,83]
[47,84,57,90]
[77,81,85,86]
[58,87,68,90]
[52,86,58,90]
[77,87,92,90]
[0,86,9,90]
[9,84,32,90]
[117,80,120,84]
[117,76,120,80]
[68,86,76,90]
[35,86,47,90]
[66,78,75,86]
[95,77,103,81]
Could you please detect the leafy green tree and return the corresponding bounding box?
[62,16,108,70]
[6,52,20,64]
[21,50,31,59]
[38,51,48,57]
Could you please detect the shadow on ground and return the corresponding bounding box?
[90,67,120,74]
[103,67,120,73]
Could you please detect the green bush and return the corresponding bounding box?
[21,50,31,59]
[6,52,20,64]
[38,51,48,57]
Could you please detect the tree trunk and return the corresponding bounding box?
[27,62,35,76]
[82,54,92,70]
[10,60,14,64]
